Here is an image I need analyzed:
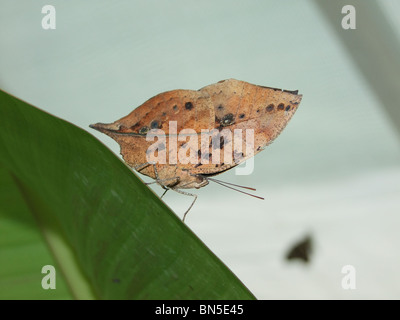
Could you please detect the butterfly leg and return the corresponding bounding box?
[170,188,197,222]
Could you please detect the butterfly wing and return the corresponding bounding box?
[91,79,302,187]
[189,79,302,176]
[90,88,215,181]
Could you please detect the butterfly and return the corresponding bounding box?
[90,79,302,221]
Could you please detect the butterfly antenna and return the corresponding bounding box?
[161,189,168,199]
[206,177,264,200]
[207,177,257,191]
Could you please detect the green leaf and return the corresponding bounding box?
[0,90,255,300]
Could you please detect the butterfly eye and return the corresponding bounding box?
[139,126,149,134]
[150,120,161,129]
[220,113,235,127]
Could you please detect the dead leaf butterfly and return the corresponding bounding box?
[90,79,302,221]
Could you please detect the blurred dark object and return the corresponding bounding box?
[286,235,313,263]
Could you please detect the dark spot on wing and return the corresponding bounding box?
[220,113,235,127]
[185,102,193,110]
[150,120,161,129]
[219,136,224,149]
[139,126,149,134]
[266,104,274,112]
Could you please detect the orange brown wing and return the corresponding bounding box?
[90,79,302,185]
[189,79,302,176]
[90,88,215,180]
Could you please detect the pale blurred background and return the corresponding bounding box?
[1,0,399,299]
